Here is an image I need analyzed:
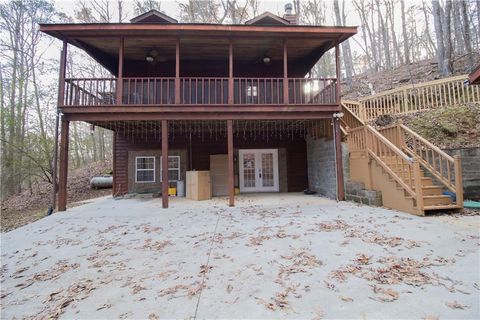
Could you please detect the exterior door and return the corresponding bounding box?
[239,149,279,192]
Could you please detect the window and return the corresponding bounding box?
[247,85,258,97]
[135,156,155,183]
[160,156,181,181]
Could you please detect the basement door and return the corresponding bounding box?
[239,149,279,192]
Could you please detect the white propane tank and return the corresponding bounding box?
[90,176,113,189]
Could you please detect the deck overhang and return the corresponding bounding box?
[39,23,357,77]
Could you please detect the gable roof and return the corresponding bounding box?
[130,9,178,24]
[245,12,290,25]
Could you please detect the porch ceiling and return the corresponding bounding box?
[40,23,357,76]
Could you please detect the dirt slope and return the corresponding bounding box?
[1,160,112,232]
[342,53,479,100]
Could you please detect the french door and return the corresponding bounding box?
[239,149,279,192]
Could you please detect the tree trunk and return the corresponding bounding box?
[443,0,453,75]
[333,0,353,87]
[460,0,474,68]
[432,0,446,75]
[401,0,410,64]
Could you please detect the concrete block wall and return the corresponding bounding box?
[444,147,480,200]
[306,137,349,199]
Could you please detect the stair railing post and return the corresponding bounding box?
[402,88,408,113]
[413,160,424,214]
[360,102,366,121]
[454,155,463,208]
[396,119,405,149]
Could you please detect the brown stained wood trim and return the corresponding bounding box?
[283,40,288,104]
[63,112,335,122]
[335,43,341,105]
[39,23,358,36]
[228,41,233,105]
[162,120,168,208]
[116,37,124,104]
[57,41,67,106]
[60,105,341,113]
[175,39,180,104]
[333,118,345,201]
[58,118,70,211]
[227,120,234,207]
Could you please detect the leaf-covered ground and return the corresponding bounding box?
[1,160,112,233]
[342,53,480,100]
[1,194,478,319]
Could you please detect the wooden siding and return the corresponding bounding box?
[114,132,308,195]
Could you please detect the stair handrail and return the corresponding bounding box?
[348,124,418,199]
[341,101,364,130]
[396,123,463,204]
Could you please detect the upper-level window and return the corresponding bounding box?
[136,156,155,183]
[247,85,258,97]
[161,156,181,181]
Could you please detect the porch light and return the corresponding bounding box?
[263,55,272,65]
[146,56,155,63]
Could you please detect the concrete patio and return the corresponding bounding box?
[1,194,479,319]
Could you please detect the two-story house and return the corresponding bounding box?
[40,7,357,210]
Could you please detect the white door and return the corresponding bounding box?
[239,149,279,192]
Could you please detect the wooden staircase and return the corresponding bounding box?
[338,74,476,215]
[345,120,463,216]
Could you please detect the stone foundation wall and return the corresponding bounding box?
[345,180,383,206]
[306,137,349,199]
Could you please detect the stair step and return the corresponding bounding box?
[422,195,452,206]
[413,185,443,196]
[407,195,453,206]
[424,204,462,211]
[403,177,434,186]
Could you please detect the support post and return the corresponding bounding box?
[175,39,180,104]
[58,118,70,211]
[333,42,344,200]
[228,41,233,105]
[116,37,124,104]
[57,40,68,106]
[454,155,463,208]
[227,120,234,206]
[51,41,67,213]
[413,160,424,215]
[162,120,169,208]
[283,40,289,104]
[334,42,341,105]
[333,117,345,201]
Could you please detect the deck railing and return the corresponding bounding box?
[347,75,480,121]
[61,77,337,107]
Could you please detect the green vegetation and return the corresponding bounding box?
[404,103,480,149]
